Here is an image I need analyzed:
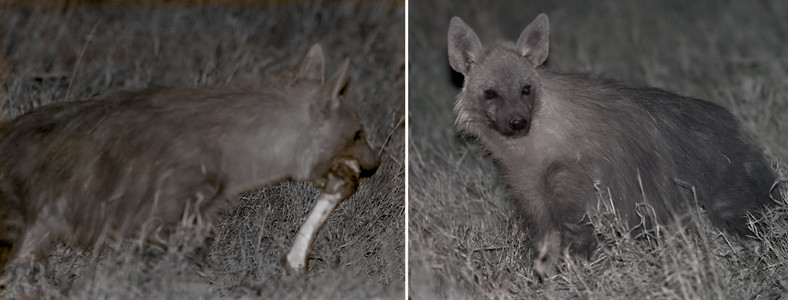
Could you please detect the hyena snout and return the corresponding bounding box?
[355,139,379,179]
[338,132,379,179]
[497,114,530,137]
[509,116,529,132]
[324,140,377,197]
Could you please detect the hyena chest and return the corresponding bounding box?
[492,129,603,220]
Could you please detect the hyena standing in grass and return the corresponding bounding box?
[448,14,780,278]
[0,44,379,283]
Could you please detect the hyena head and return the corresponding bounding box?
[448,14,550,138]
[289,45,379,186]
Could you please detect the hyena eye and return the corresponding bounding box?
[483,89,498,100]
[521,85,532,96]
[353,130,363,141]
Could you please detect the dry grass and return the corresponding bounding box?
[1,1,404,298]
[409,0,788,298]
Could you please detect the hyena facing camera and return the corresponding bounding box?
[448,14,779,278]
[0,44,379,282]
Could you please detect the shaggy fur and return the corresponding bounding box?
[448,14,778,277]
[0,45,379,280]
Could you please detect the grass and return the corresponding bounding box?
[409,0,788,298]
[1,1,404,299]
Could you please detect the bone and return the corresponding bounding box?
[284,191,343,273]
[284,159,361,273]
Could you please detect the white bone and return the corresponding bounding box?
[284,191,343,273]
[346,159,361,174]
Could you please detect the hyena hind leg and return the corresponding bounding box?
[701,155,780,236]
[0,214,63,290]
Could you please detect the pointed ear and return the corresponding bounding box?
[325,59,350,110]
[516,14,549,67]
[448,16,483,75]
[293,44,325,84]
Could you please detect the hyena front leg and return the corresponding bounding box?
[284,159,361,273]
[136,167,224,252]
[533,229,562,279]
[532,222,595,280]
[532,161,597,279]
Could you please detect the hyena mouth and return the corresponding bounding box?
[490,118,531,138]
[325,159,362,195]
[497,126,531,139]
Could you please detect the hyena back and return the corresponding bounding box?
[0,44,379,278]
[448,14,778,278]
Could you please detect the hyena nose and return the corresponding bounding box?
[353,139,380,179]
[359,153,379,178]
[509,117,528,131]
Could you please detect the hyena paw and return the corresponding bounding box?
[533,251,556,281]
[533,231,562,280]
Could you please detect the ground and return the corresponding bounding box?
[409,0,788,298]
[1,1,404,299]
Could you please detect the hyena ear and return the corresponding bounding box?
[325,59,351,110]
[516,14,549,67]
[448,16,483,75]
[293,44,326,84]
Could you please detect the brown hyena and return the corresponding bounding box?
[448,14,779,278]
[0,44,379,282]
